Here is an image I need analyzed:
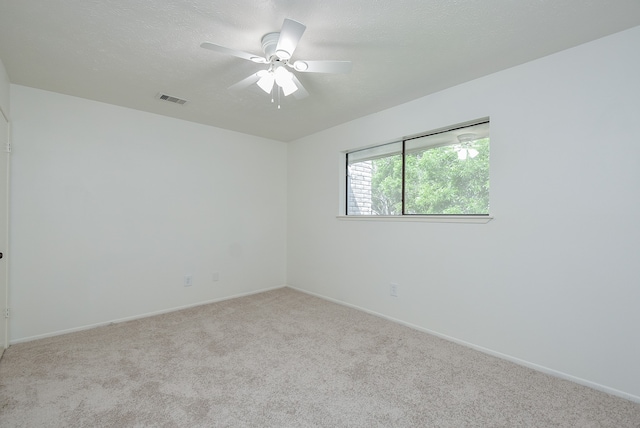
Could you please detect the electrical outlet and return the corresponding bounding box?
[390,283,398,297]
[184,274,193,287]
[212,272,219,282]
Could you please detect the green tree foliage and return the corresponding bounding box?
[370,139,489,215]
[371,154,403,215]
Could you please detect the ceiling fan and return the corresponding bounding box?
[201,19,352,101]
[454,133,480,160]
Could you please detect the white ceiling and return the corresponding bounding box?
[1,1,639,142]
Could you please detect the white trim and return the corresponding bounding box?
[336,215,493,224]
[286,285,640,404]
[10,285,287,344]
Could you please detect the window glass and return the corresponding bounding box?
[346,120,489,216]
[404,122,490,214]
[347,142,402,215]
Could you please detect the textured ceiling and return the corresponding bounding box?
[1,1,639,142]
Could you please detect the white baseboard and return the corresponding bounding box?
[10,285,287,345]
[286,285,640,404]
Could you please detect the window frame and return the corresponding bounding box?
[340,119,492,223]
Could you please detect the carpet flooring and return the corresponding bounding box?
[1,287,639,427]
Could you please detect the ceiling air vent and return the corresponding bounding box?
[156,93,187,105]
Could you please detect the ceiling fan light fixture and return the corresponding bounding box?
[274,65,291,83]
[274,66,297,95]
[280,78,298,96]
[257,72,275,93]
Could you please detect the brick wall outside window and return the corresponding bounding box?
[347,161,373,215]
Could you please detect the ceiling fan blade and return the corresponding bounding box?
[200,42,266,63]
[294,60,352,74]
[228,72,262,93]
[291,75,309,100]
[275,19,306,59]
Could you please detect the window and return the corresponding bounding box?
[346,120,489,216]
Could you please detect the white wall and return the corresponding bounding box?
[287,26,640,400]
[9,85,287,342]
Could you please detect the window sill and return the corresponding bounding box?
[336,215,493,224]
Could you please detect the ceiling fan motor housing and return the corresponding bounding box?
[261,32,280,60]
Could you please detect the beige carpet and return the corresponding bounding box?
[1,288,639,427]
